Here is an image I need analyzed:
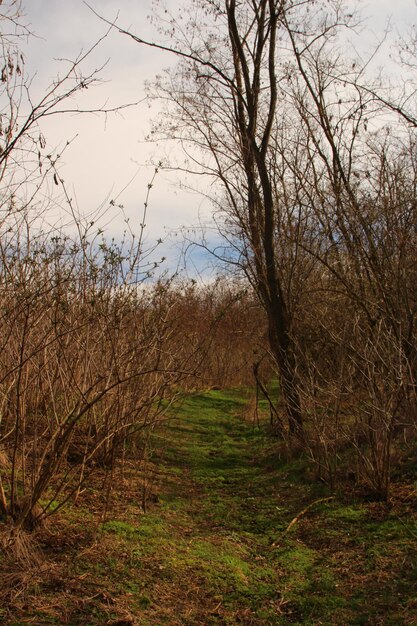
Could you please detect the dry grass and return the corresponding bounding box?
[0,525,55,604]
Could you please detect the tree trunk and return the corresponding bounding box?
[266,303,303,438]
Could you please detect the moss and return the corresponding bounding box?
[325,504,368,523]
[101,519,138,536]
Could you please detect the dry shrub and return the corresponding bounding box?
[241,393,259,425]
[0,525,54,603]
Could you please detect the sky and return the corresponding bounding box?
[20,0,211,276]
[12,0,417,274]
[23,1,173,206]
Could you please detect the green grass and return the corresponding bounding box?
[2,387,416,625]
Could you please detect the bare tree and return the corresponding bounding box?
[270,10,417,496]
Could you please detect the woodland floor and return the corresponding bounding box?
[1,389,417,625]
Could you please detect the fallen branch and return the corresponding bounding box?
[284,496,335,533]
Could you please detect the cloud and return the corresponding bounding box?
[20,0,202,255]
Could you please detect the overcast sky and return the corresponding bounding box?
[18,0,417,273]
[22,1,193,242]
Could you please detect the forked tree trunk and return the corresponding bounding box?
[226,0,304,439]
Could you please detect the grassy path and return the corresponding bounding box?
[5,389,417,625]
[143,390,294,624]
[97,389,415,625]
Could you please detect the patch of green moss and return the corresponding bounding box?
[325,504,368,523]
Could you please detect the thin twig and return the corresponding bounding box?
[284,496,335,533]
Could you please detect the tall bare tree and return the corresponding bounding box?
[107,0,318,437]
[104,0,364,439]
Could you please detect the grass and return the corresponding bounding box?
[1,387,416,625]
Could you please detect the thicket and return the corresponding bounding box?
[0,1,266,549]
[0,226,265,532]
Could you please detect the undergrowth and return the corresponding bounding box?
[1,388,416,625]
